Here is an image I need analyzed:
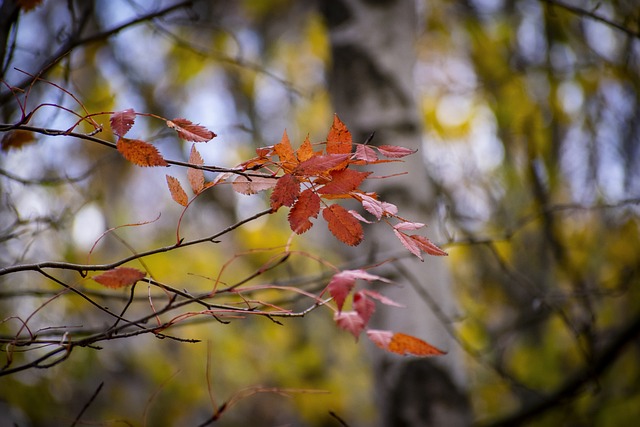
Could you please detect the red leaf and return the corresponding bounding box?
[322,204,364,246]
[354,144,378,162]
[288,189,321,234]
[187,145,205,194]
[232,175,277,195]
[334,311,365,339]
[317,169,371,195]
[376,145,417,158]
[326,114,352,155]
[327,272,357,312]
[353,291,375,325]
[117,137,168,167]
[270,173,300,211]
[167,118,216,142]
[410,235,448,256]
[274,130,298,173]
[388,333,446,357]
[293,154,351,177]
[110,108,135,137]
[166,175,189,206]
[93,267,146,289]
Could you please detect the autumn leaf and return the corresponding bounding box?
[358,194,398,220]
[326,114,352,155]
[270,173,300,211]
[376,145,417,158]
[93,267,146,289]
[167,118,216,142]
[410,235,448,256]
[1,130,35,151]
[354,144,378,162]
[166,175,189,206]
[393,221,426,231]
[322,204,364,246]
[288,189,321,234]
[273,130,298,173]
[366,330,446,357]
[232,175,277,195]
[110,108,136,137]
[326,269,389,312]
[317,169,371,195]
[116,137,168,167]
[293,153,351,177]
[353,291,375,324]
[297,134,315,162]
[17,0,43,12]
[187,145,205,194]
[359,289,404,307]
[334,311,365,339]
[393,229,422,260]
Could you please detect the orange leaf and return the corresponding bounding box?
[117,137,168,167]
[274,130,298,173]
[187,145,205,194]
[288,189,321,234]
[1,130,35,152]
[410,235,448,257]
[317,169,371,195]
[322,204,364,246]
[166,175,189,206]
[297,134,315,162]
[326,114,352,155]
[93,267,146,289]
[110,108,135,137]
[270,173,300,211]
[388,333,446,357]
[167,118,216,142]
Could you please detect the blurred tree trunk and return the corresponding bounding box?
[320,1,472,425]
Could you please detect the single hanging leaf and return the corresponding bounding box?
[93,267,146,289]
[166,175,189,206]
[348,210,373,223]
[322,204,364,246]
[274,130,298,173]
[293,153,351,177]
[334,311,365,339]
[353,291,375,325]
[1,130,35,151]
[270,173,300,211]
[410,235,448,256]
[110,108,136,137]
[388,333,446,357]
[187,145,205,194]
[288,189,321,234]
[327,272,357,312]
[393,221,426,231]
[326,114,352,155]
[117,137,168,167]
[232,175,277,195]
[167,118,216,142]
[376,145,417,158]
[360,289,405,307]
[297,134,315,162]
[317,169,371,195]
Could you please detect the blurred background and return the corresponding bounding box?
[1,0,639,426]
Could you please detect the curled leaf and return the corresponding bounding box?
[110,108,136,137]
[167,118,216,142]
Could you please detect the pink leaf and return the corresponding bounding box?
[353,291,375,325]
[334,311,365,339]
[110,108,136,137]
[360,289,405,307]
[327,272,357,312]
[410,235,448,256]
[394,221,426,231]
[366,329,394,350]
[348,210,373,224]
[232,175,277,195]
[393,229,423,261]
[376,145,417,158]
[354,144,378,162]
